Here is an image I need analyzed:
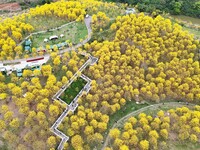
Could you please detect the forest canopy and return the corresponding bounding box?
[105,0,200,18]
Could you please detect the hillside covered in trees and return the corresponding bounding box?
[106,106,200,150]
[0,0,200,150]
[107,0,200,18]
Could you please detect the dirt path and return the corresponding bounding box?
[102,102,195,149]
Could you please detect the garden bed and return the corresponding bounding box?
[59,77,87,104]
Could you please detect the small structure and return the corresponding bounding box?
[57,43,62,50]
[16,69,23,77]
[0,67,6,75]
[24,39,32,53]
[49,35,58,40]
[0,67,6,72]
[60,34,64,38]
[125,8,136,15]
[16,64,40,77]
[60,43,65,47]
[37,47,46,53]
[86,14,89,18]
[26,64,41,71]
[44,38,48,42]
[30,65,40,71]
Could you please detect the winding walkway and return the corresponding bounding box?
[51,54,98,150]
[102,102,195,149]
[0,15,94,150]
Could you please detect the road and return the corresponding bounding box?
[102,102,195,149]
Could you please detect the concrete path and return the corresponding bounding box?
[102,102,195,149]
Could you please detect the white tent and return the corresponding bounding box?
[60,34,64,38]
[44,38,48,42]
[126,8,136,14]
[49,35,58,40]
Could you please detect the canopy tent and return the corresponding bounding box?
[49,35,58,40]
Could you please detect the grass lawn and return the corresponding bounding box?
[142,102,194,117]
[163,15,200,39]
[91,19,116,42]
[182,26,200,39]
[170,15,200,25]
[30,21,87,48]
[4,76,11,84]
[0,137,8,150]
[87,3,126,19]
[59,77,87,104]
[168,141,200,150]
[52,65,66,81]
[99,101,148,149]
[107,101,148,129]
[104,101,198,150]
[25,16,68,32]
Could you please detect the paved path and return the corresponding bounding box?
[102,102,195,149]
[51,53,98,150]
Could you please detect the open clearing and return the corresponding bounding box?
[31,21,87,48]
[25,16,68,32]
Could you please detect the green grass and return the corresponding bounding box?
[163,15,200,39]
[30,21,87,48]
[0,137,8,150]
[87,3,126,19]
[25,16,68,32]
[107,101,148,129]
[170,15,200,25]
[60,77,87,104]
[142,103,193,117]
[104,101,199,150]
[74,22,88,44]
[168,141,200,150]
[91,19,116,42]
[4,76,11,84]
[53,65,66,81]
[182,26,200,39]
[99,101,148,149]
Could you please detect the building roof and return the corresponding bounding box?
[126,8,136,14]
[25,46,31,51]
[44,38,48,42]
[25,39,32,46]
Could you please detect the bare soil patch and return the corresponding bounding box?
[0,2,21,12]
